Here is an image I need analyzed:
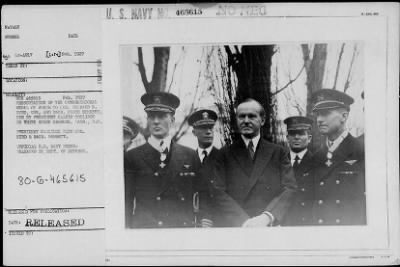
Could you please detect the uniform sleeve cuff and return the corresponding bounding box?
[262,211,274,226]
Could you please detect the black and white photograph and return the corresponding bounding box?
[121,43,366,229]
[3,3,398,265]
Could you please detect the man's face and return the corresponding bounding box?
[315,109,348,136]
[236,101,265,138]
[147,111,174,139]
[287,130,312,153]
[193,125,214,148]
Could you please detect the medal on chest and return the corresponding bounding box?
[160,152,167,169]
[325,151,333,167]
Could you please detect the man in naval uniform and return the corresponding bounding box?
[124,92,212,228]
[281,116,315,226]
[188,109,222,227]
[123,116,139,153]
[357,91,365,148]
[311,89,366,225]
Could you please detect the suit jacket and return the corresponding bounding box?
[213,138,297,227]
[124,141,210,228]
[311,134,366,225]
[282,150,316,226]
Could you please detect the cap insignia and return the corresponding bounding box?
[154,96,161,104]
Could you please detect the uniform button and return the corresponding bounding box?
[336,200,340,204]
[301,202,305,206]
[158,221,163,226]
[336,219,341,224]
[318,200,323,205]
[301,188,305,192]
[154,172,159,176]
[301,217,305,221]
[179,172,183,176]
[336,180,340,185]
[180,197,185,201]
[156,196,161,201]
[210,180,214,184]
[183,222,187,226]
[320,181,325,186]
[318,219,323,224]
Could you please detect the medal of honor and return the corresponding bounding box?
[160,153,167,168]
[325,152,333,167]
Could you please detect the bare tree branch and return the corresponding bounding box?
[344,43,358,92]
[272,64,305,95]
[167,47,186,92]
[137,47,150,91]
[172,49,204,141]
[333,43,346,90]
[286,70,306,115]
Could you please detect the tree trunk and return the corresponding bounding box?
[137,47,170,139]
[137,47,170,93]
[302,44,327,150]
[226,45,275,142]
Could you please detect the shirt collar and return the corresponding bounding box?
[198,145,213,156]
[197,145,213,159]
[290,148,308,161]
[241,134,261,150]
[148,135,172,153]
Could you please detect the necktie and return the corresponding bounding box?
[293,155,300,168]
[202,150,208,163]
[160,140,168,166]
[248,140,255,160]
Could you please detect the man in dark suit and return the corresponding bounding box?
[311,89,366,225]
[281,116,315,226]
[213,99,297,227]
[124,92,212,228]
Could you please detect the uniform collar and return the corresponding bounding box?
[326,130,348,153]
[148,135,172,153]
[290,148,308,161]
[197,145,213,159]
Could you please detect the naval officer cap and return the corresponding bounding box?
[141,92,180,113]
[284,116,313,131]
[311,89,354,112]
[188,109,218,128]
[123,116,139,139]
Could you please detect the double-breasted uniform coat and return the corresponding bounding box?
[282,150,316,226]
[310,134,366,225]
[124,141,211,228]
